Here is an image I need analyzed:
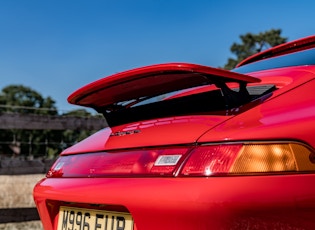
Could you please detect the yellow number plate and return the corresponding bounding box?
[57,206,133,230]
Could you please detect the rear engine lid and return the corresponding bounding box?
[68,63,260,127]
[62,115,232,153]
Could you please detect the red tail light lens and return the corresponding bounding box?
[180,144,242,176]
[47,147,190,178]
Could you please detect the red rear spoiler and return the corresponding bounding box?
[68,63,260,109]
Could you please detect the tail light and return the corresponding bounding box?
[47,142,315,178]
[180,142,315,176]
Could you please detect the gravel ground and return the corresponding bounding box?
[0,221,43,230]
[0,174,45,229]
[0,174,45,209]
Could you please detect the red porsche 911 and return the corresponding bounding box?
[34,35,315,230]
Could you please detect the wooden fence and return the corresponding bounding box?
[0,113,107,130]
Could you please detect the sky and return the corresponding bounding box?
[1,0,315,113]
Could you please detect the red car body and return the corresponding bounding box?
[34,36,315,230]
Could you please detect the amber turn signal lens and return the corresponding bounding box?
[231,143,315,174]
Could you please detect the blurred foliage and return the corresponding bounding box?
[223,29,287,70]
[0,85,97,158]
[0,85,57,115]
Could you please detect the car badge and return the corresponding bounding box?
[110,129,141,136]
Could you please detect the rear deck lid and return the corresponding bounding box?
[68,63,260,127]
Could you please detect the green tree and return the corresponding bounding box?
[223,29,287,70]
[0,84,57,115]
[0,85,58,157]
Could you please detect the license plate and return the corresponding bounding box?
[57,206,133,230]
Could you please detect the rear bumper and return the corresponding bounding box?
[33,175,315,230]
